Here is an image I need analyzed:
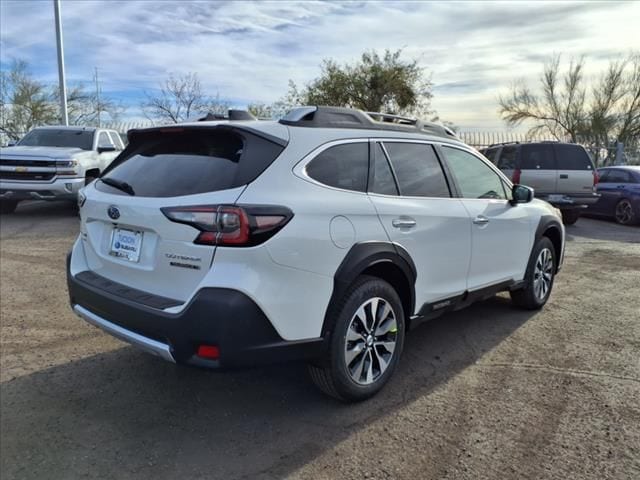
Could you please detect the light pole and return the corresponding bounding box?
[54,0,68,125]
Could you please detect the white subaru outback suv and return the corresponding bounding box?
[67,107,565,401]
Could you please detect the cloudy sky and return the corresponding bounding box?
[1,0,638,129]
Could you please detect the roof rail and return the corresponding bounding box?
[488,141,521,148]
[279,106,458,140]
[198,109,257,121]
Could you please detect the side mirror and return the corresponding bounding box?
[97,145,117,154]
[510,184,534,205]
[7,140,17,147]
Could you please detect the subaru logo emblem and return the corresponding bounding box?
[108,206,120,220]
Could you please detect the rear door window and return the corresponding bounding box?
[605,169,633,183]
[520,144,555,170]
[483,148,499,164]
[97,132,113,149]
[306,142,369,192]
[97,128,284,197]
[498,146,517,170]
[553,144,593,170]
[108,132,124,150]
[383,142,450,197]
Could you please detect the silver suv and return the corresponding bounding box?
[481,142,599,224]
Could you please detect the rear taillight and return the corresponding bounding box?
[512,168,521,184]
[593,171,599,187]
[161,204,293,247]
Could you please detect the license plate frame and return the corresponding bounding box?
[109,227,143,263]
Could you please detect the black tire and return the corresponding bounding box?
[614,199,638,225]
[0,200,19,214]
[308,275,405,402]
[561,209,580,225]
[510,237,556,310]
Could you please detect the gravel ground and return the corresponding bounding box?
[1,201,639,480]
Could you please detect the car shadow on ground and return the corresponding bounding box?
[7,200,78,217]
[565,217,639,244]
[0,295,538,480]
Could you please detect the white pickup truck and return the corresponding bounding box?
[0,126,124,214]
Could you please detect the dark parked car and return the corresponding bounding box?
[587,166,640,225]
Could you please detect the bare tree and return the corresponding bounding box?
[499,55,587,142]
[142,72,228,124]
[1,60,127,143]
[499,53,640,151]
[0,60,57,140]
[51,83,125,126]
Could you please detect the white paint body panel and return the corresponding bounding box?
[71,122,565,342]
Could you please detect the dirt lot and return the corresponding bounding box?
[1,201,639,480]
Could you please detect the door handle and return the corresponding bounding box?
[392,217,416,228]
[559,174,569,179]
[473,215,490,225]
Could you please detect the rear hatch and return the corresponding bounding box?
[518,144,557,195]
[79,125,286,303]
[553,143,596,195]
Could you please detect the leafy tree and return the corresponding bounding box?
[499,53,640,150]
[142,72,228,124]
[289,49,435,118]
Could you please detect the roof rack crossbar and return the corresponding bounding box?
[365,112,417,125]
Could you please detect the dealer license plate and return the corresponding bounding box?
[109,228,143,262]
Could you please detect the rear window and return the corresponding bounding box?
[520,144,555,170]
[306,143,369,192]
[553,144,593,170]
[97,128,284,197]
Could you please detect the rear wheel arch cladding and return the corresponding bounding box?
[321,242,416,339]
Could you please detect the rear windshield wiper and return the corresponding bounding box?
[99,177,135,196]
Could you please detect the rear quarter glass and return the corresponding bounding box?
[96,128,284,197]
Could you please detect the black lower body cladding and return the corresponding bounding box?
[66,254,324,369]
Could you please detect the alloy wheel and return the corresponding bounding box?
[615,200,634,225]
[533,248,554,301]
[344,297,398,385]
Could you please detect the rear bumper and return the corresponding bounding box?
[538,192,600,209]
[66,254,325,369]
[0,177,84,201]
